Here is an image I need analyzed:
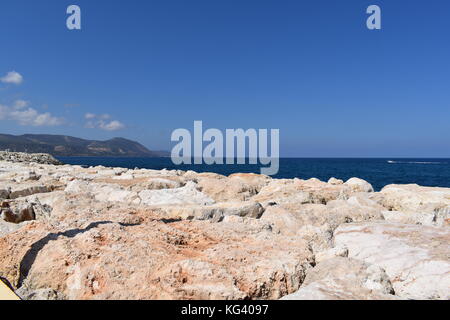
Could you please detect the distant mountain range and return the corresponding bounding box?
[0,134,169,157]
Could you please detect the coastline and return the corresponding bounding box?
[0,152,449,300]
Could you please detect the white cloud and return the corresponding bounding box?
[33,112,64,126]
[0,100,64,126]
[85,112,96,119]
[84,113,125,131]
[13,100,29,109]
[1,71,23,85]
[85,113,111,120]
[100,120,125,131]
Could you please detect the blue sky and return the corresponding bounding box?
[0,0,449,157]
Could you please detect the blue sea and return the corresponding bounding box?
[56,157,450,191]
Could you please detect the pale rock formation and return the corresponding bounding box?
[9,184,54,199]
[281,257,395,300]
[381,210,449,227]
[112,173,134,180]
[261,194,384,252]
[0,151,61,165]
[260,205,333,251]
[195,173,269,202]
[138,182,214,206]
[143,178,183,190]
[0,219,23,237]
[254,177,372,206]
[65,180,139,204]
[0,199,52,224]
[0,157,449,300]
[315,246,349,264]
[64,180,90,194]
[1,204,34,224]
[334,222,450,300]
[15,287,64,300]
[328,177,344,185]
[0,216,313,300]
[153,201,264,222]
[252,179,315,207]
[380,184,450,213]
[344,177,374,193]
[326,194,385,223]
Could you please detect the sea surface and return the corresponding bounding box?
[56,157,450,191]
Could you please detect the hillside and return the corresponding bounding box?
[0,134,169,157]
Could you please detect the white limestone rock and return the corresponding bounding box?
[328,177,344,185]
[380,184,450,214]
[138,181,215,206]
[154,201,264,221]
[315,246,349,264]
[344,177,374,193]
[281,257,395,300]
[334,222,450,300]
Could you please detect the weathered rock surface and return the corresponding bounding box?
[328,177,343,185]
[0,151,62,165]
[344,177,374,193]
[195,173,270,202]
[1,204,34,224]
[281,257,396,300]
[0,219,23,238]
[0,217,313,300]
[139,181,214,206]
[381,210,449,227]
[380,184,450,214]
[153,201,264,222]
[9,184,54,199]
[0,156,448,300]
[260,193,384,252]
[334,222,450,300]
[314,246,349,264]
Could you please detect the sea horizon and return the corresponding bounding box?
[56,156,450,191]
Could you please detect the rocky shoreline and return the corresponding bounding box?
[0,154,449,300]
[0,151,62,165]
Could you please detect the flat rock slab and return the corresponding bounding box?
[380,184,450,213]
[334,222,450,300]
[281,257,396,300]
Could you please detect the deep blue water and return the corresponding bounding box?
[56,157,450,191]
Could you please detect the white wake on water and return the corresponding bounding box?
[387,160,446,165]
